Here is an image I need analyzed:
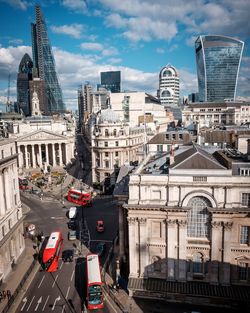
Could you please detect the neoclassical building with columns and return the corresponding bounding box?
[120,143,250,307]
[0,139,25,283]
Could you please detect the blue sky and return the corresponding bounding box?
[0,0,249,111]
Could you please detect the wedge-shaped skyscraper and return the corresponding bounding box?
[195,35,244,102]
[31,5,64,112]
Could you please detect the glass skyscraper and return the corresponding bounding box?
[31,5,65,112]
[195,35,244,102]
[17,53,33,116]
[100,71,121,93]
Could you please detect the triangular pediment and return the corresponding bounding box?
[171,144,226,170]
[16,130,66,142]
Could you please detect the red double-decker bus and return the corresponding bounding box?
[42,231,63,272]
[86,254,104,310]
[67,188,92,206]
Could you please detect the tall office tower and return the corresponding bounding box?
[17,53,33,116]
[31,5,65,113]
[195,35,244,102]
[78,83,93,131]
[158,64,180,106]
[100,71,121,93]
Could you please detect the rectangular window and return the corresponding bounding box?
[193,176,207,182]
[115,141,119,147]
[105,161,109,168]
[104,142,108,147]
[105,152,109,157]
[157,145,163,153]
[242,193,250,207]
[240,226,249,244]
[115,151,119,157]
[238,263,248,281]
[1,150,4,158]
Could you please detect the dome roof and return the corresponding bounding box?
[98,108,120,124]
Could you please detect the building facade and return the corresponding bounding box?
[158,64,180,107]
[17,53,33,116]
[195,35,244,102]
[182,101,250,128]
[0,139,25,283]
[100,71,121,93]
[31,5,64,113]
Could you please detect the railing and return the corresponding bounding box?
[1,258,37,313]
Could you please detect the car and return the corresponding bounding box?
[68,230,77,241]
[62,250,74,262]
[92,242,106,257]
[67,219,77,230]
[96,220,104,232]
[68,207,77,219]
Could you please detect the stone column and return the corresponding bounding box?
[45,144,49,165]
[38,144,42,167]
[210,221,222,284]
[220,222,233,285]
[119,205,125,259]
[167,219,177,280]
[128,217,138,277]
[178,220,187,281]
[3,168,11,212]
[16,145,21,169]
[58,143,63,166]
[138,218,147,277]
[24,145,29,169]
[0,173,5,215]
[64,144,68,165]
[31,144,35,168]
[52,143,56,166]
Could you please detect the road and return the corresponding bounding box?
[18,191,119,313]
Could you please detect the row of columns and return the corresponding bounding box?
[18,142,67,169]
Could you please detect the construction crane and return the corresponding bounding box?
[6,73,12,112]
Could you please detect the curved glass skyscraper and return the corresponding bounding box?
[31,5,65,112]
[195,35,244,102]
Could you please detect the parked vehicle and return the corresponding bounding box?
[68,207,77,219]
[67,219,77,230]
[68,230,77,241]
[96,220,104,232]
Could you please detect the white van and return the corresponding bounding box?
[68,206,77,219]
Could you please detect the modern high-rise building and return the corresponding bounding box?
[195,35,244,102]
[158,64,180,107]
[17,53,33,116]
[100,71,121,93]
[31,5,65,113]
[78,82,93,131]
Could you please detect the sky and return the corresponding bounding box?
[0,0,249,111]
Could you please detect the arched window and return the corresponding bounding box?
[187,196,211,238]
[161,90,171,97]
[163,70,172,77]
[193,252,203,273]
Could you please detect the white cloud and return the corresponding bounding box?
[8,39,23,45]
[51,24,84,39]
[1,0,29,10]
[80,42,104,51]
[62,0,87,13]
[101,46,118,57]
[156,48,165,54]
[108,57,122,64]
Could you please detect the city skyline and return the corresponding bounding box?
[0,0,249,111]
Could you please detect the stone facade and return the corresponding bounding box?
[0,139,24,283]
[123,144,250,291]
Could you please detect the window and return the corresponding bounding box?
[193,176,207,182]
[193,252,203,274]
[1,150,4,158]
[105,129,109,137]
[105,161,109,168]
[242,193,250,207]
[115,141,119,147]
[105,152,109,157]
[240,169,250,176]
[240,226,249,245]
[238,262,248,281]
[104,142,108,147]
[115,151,119,157]
[187,197,211,238]
[157,145,163,153]
[113,129,117,136]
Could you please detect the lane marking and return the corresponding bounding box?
[52,295,61,311]
[61,304,65,313]
[104,293,118,313]
[42,295,50,311]
[20,297,27,311]
[70,269,75,282]
[34,296,42,311]
[26,295,35,311]
[52,274,58,288]
[38,275,45,288]
[59,260,63,270]
[66,286,70,299]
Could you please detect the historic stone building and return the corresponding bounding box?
[0,139,25,283]
[119,142,250,307]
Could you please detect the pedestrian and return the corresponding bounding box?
[7,290,11,300]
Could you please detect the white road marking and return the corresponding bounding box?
[42,295,50,311]
[104,293,118,313]
[66,286,70,299]
[61,304,65,313]
[38,275,45,288]
[70,269,75,282]
[59,260,63,270]
[52,295,61,311]
[51,216,64,219]
[20,297,27,311]
[26,295,35,311]
[52,274,58,288]
[90,239,113,243]
[34,296,42,311]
